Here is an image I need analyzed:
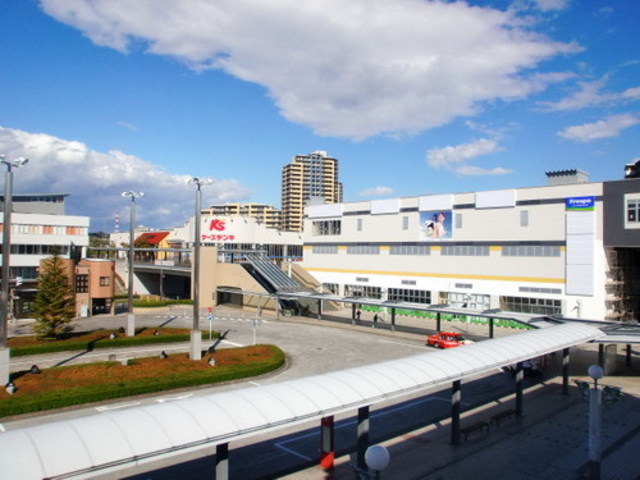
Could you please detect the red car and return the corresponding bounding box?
[426,332,470,348]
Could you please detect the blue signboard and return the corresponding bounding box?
[565,196,595,211]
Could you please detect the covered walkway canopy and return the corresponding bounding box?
[0,323,604,480]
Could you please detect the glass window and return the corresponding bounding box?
[520,210,529,227]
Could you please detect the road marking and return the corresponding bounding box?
[95,401,142,412]
[248,381,261,386]
[379,339,426,349]
[157,393,194,403]
[220,339,244,347]
[274,396,450,460]
[274,442,314,461]
[0,423,5,432]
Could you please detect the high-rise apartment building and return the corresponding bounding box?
[281,150,343,232]
[202,203,282,230]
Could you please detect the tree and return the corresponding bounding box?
[31,252,76,339]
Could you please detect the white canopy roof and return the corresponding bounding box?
[0,323,603,479]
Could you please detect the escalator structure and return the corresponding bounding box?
[242,253,316,315]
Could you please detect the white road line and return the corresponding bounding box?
[378,339,426,349]
[220,339,244,347]
[274,442,314,461]
[274,396,450,459]
[95,401,142,412]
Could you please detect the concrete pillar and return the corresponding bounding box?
[390,308,396,331]
[216,443,229,480]
[436,312,441,332]
[515,361,524,417]
[357,406,370,471]
[451,380,461,445]
[489,317,494,339]
[562,348,570,395]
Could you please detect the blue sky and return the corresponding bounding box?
[1,0,638,231]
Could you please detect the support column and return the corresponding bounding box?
[320,416,335,471]
[436,312,441,332]
[451,380,461,445]
[357,406,370,471]
[317,299,322,321]
[489,317,494,339]
[216,443,229,480]
[390,308,396,331]
[626,344,632,368]
[352,303,357,325]
[598,344,604,367]
[515,361,524,417]
[562,348,570,395]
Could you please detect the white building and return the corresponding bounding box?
[0,193,89,317]
[300,170,640,322]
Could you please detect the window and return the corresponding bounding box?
[455,213,462,229]
[502,245,560,257]
[322,283,339,294]
[99,276,110,286]
[625,194,640,229]
[402,216,409,230]
[388,288,430,304]
[520,210,529,227]
[76,274,88,293]
[346,245,380,255]
[441,245,489,256]
[390,245,430,255]
[357,218,363,231]
[344,284,382,299]
[499,295,561,315]
[312,220,341,235]
[312,245,338,254]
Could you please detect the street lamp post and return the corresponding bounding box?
[1,155,28,385]
[121,191,144,337]
[587,364,604,480]
[189,177,213,361]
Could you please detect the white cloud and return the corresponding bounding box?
[359,186,394,197]
[40,0,578,140]
[539,79,640,111]
[426,138,510,176]
[557,114,640,142]
[0,127,250,229]
[533,0,570,11]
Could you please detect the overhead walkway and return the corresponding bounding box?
[0,323,605,480]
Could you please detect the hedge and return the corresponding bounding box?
[0,345,285,417]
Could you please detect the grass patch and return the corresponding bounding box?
[0,344,285,417]
[8,328,219,357]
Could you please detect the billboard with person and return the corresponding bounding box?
[419,210,452,241]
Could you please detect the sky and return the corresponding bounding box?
[1,0,638,231]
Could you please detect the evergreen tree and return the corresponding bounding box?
[31,252,76,339]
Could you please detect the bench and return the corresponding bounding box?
[490,408,517,427]
[459,420,490,441]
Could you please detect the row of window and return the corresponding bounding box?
[5,224,87,236]
[311,244,561,257]
[312,209,538,236]
[324,282,563,315]
[6,244,71,255]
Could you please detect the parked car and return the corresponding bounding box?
[426,332,471,348]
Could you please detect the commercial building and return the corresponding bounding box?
[281,150,343,232]
[0,193,89,318]
[202,203,282,230]
[300,169,640,322]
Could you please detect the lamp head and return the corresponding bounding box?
[588,364,604,380]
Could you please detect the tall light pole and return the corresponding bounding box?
[121,191,144,337]
[587,364,604,480]
[189,177,213,360]
[1,155,28,385]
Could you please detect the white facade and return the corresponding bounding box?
[2,212,90,281]
[301,182,608,320]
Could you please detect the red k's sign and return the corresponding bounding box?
[208,219,226,231]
